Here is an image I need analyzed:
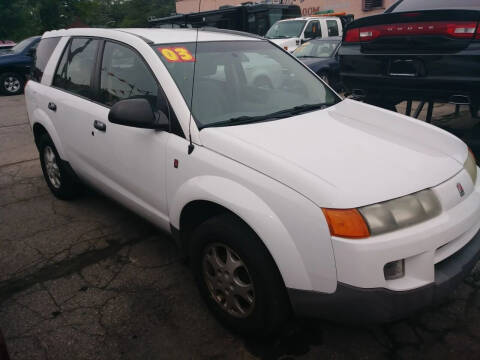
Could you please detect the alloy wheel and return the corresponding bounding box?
[44,146,61,189]
[3,76,20,94]
[202,243,255,318]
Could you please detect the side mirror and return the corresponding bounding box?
[27,48,36,57]
[108,98,169,130]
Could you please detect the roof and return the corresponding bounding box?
[42,28,261,43]
[278,16,339,22]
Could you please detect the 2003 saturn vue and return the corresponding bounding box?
[25,27,480,335]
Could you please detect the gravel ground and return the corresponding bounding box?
[1,95,480,360]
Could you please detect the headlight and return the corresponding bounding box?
[358,189,441,236]
[465,149,477,184]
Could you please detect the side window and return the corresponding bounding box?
[312,21,321,37]
[304,21,321,38]
[327,20,339,36]
[31,37,60,82]
[99,41,158,108]
[53,38,99,99]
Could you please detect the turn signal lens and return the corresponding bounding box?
[322,208,370,239]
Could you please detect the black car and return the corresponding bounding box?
[0,36,40,95]
[293,37,342,91]
[339,0,480,115]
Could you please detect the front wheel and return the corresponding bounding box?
[190,214,290,336]
[0,72,24,95]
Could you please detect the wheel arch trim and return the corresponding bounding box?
[169,176,313,290]
[31,110,68,161]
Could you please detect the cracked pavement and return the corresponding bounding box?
[1,95,480,360]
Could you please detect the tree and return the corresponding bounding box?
[0,0,175,41]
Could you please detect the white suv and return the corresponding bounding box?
[26,28,480,335]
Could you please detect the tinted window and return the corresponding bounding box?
[32,37,60,82]
[99,42,158,108]
[53,38,99,99]
[387,0,480,12]
[326,20,339,36]
[7,37,38,54]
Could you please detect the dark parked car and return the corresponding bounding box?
[0,36,40,95]
[293,37,342,91]
[339,0,480,115]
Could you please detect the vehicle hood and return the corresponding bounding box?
[199,99,467,208]
[269,38,299,52]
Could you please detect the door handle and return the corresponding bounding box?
[48,102,57,112]
[93,120,106,132]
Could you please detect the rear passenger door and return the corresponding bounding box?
[49,37,103,179]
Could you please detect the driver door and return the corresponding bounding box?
[91,40,171,226]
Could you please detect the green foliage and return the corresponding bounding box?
[0,0,175,41]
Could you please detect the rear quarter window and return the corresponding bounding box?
[387,0,480,12]
[31,37,61,83]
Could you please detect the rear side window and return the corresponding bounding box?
[387,0,480,12]
[53,38,100,99]
[99,41,158,108]
[326,20,339,36]
[31,38,60,82]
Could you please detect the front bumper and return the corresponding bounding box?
[288,228,480,323]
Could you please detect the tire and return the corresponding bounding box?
[0,72,24,95]
[190,213,290,336]
[38,134,81,200]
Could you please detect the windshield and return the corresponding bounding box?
[265,20,306,39]
[155,40,340,128]
[293,40,340,58]
[8,37,35,54]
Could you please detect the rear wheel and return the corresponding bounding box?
[38,134,81,200]
[190,214,290,336]
[0,72,24,95]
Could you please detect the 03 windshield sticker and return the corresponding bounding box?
[158,47,195,62]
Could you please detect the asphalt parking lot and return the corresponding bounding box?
[1,95,480,360]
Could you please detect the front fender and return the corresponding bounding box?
[170,175,314,291]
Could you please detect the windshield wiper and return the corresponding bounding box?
[201,103,330,129]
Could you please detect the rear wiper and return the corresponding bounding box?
[201,103,330,129]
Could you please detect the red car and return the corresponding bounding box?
[0,40,15,50]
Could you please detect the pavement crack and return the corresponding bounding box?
[0,235,147,305]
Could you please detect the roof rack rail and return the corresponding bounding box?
[199,27,265,40]
[116,30,154,44]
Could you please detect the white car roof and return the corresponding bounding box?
[277,16,338,22]
[42,28,261,43]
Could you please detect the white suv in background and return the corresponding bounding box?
[26,28,480,335]
[265,16,343,52]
